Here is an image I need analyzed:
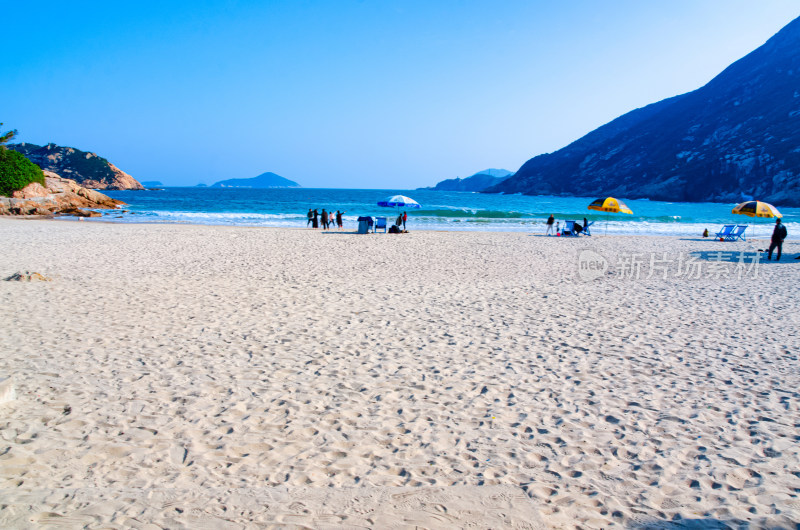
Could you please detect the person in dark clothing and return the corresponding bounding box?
[546,214,555,236]
[321,209,329,230]
[312,209,319,229]
[768,218,788,260]
[573,222,583,236]
[336,210,344,230]
[306,209,313,227]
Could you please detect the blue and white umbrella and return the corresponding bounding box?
[377,195,421,209]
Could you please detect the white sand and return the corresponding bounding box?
[1,217,799,528]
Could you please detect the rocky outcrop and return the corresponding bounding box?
[0,171,125,216]
[486,15,800,206]
[8,143,144,190]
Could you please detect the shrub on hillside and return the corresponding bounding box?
[0,148,45,196]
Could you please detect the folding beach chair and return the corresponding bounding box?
[728,225,748,241]
[375,217,387,233]
[715,225,735,240]
[562,220,580,236]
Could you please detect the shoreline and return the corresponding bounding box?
[0,215,792,242]
[1,218,798,528]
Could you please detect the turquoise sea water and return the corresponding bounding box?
[99,187,800,239]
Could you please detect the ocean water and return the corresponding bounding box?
[98,187,800,239]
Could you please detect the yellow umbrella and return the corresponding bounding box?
[731,200,782,218]
[588,197,633,214]
[588,197,633,234]
[732,200,782,239]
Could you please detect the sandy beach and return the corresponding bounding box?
[1,217,799,528]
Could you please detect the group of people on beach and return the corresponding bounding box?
[545,214,589,236]
[306,208,344,230]
[305,209,409,232]
[545,213,791,260]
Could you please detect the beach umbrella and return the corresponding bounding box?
[377,194,421,230]
[377,195,421,209]
[732,200,782,239]
[731,200,782,218]
[587,197,633,234]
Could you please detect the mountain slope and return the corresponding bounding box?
[8,143,143,190]
[212,172,300,188]
[486,16,800,206]
[423,169,512,192]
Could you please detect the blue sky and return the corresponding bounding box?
[4,1,799,188]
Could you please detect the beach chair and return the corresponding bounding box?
[583,221,594,236]
[375,217,387,233]
[562,220,582,236]
[715,225,735,240]
[728,225,748,241]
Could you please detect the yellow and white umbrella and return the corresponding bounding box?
[732,200,782,239]
[588,197,633,234]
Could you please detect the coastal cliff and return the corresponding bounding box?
[486,16,800,206]
[8,143,144,190]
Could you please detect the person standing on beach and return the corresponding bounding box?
[768,218,788,260]
[321,209,329,231]
[402,211,407,231]
[306,209,313,228]
[312,209,319,229]
[336,210,344,230]
[546,214,555,236]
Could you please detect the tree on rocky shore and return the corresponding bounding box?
[0,122,44,196]
[0,123,18,149]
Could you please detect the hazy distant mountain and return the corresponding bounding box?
[422,169,513,192]
[9,143,144,190]
[141,181,163,187]
[486,16,800,206]
[211,172,300,188]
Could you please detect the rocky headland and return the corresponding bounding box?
[8,143,144,190]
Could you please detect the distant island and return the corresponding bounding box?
[486,15,800,206]
[211,172,300,189]
[141,181,163,187]
[8,143,143,190]
[421,169,512,192]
